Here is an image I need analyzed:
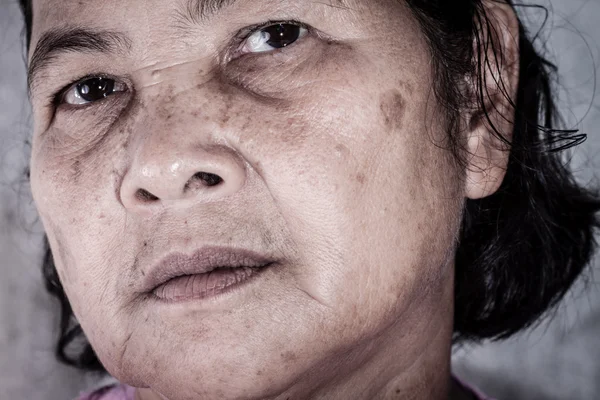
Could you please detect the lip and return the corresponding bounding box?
[143,246,276,296]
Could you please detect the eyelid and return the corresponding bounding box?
[51,73,129,109]
[226,19,312,61]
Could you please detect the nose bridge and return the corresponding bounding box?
[119,85,247,211]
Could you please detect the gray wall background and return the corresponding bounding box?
[1,0,599,399]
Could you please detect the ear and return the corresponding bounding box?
[464,0,520,200]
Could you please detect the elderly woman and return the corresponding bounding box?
[17,0,599,399]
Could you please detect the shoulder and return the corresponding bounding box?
[75,384,136,400]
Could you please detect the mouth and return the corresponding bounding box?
[151,263,274,302]
[144,246,277,303]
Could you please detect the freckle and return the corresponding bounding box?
[334,144,350,158]
[141,270,146,276]
[241,117,251,130]
[280,351,298,362]
[144,241,148,247]
[356,173,366,184]
[221,114,230,126]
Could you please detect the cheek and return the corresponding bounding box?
[29,109,134,312]
[264,78,462,327]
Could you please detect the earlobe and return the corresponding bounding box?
[464,0,520,200]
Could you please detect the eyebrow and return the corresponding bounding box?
[180,0,238,24]
[27,27,131,94]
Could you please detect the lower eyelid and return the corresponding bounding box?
[58,89,130,114]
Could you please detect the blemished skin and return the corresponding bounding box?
[27,0,519,399]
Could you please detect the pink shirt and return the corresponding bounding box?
[77,384,135,400]
[77,377,495,400]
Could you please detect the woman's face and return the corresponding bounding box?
[28,0,467,398]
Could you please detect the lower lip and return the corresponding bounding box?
[151,265,271,302]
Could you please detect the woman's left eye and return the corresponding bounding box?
[241,23,308,54]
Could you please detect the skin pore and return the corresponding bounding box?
[27,0,518,399]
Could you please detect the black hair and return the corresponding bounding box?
[17,0,600,374]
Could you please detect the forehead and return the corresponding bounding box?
[28,0,402,58]
[31,0,360,30]
[31,0,182,42]
[33,0,338,47]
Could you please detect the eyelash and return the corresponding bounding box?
[51,73,119,109]
[233,19,310,57]
[50,19,311,110]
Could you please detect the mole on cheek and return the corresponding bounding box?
[379,90,406,132]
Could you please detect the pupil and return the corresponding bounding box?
[265,24,301,49]
[77,78,114,102]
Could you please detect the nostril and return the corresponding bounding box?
[135,188,160,202]
[198,172,223,187]
[186,172,223,190]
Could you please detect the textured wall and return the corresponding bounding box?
[1,0,598,399]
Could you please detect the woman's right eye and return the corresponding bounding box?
[60,77,127,106]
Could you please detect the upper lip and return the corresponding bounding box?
[143,246,275,293]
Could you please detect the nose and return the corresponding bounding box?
[120,129,247,212]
